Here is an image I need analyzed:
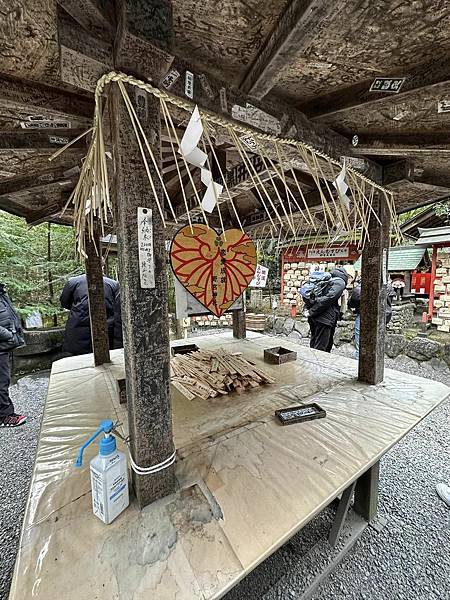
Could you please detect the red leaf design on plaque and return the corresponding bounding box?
[170,225,257,317]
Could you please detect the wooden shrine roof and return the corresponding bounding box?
[0,0,449,231]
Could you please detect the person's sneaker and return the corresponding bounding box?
[436,483,450,507]
[0,414,27,427]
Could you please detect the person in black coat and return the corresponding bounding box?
[0,283,27,427]
[307,267,348,352]
[60,274,122,355]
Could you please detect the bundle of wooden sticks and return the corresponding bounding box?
[171,348,276,400]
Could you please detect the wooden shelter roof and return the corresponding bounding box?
[401,205,447,240]
[0,0,449,231]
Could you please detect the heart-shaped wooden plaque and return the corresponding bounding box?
[170,224,257,317]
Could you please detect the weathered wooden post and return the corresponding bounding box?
[84,227,110,366]
[110,0,176,507]
[358,193,390,384]
[232,308,246,339]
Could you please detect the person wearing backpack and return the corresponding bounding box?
[305,266,348,352]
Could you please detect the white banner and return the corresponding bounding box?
[249,264,269,287]
[307,247,349,259]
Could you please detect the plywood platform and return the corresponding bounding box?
[9,333,449,600]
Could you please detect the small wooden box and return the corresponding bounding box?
[264,346,297,365]
[275,403,326,425]
[171,343,200,356]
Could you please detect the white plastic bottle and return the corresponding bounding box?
[75,419,129,524]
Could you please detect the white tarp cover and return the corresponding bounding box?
[9,333,449,600]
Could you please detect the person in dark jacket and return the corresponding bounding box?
[60,274,122,355]
[306,267,348,352]
[349,279,395,359]
[113,289,123,350]
[0,283,26,427]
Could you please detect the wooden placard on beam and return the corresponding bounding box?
[300,53,450,120]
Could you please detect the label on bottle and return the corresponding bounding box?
[91,468,106,521]
[90,453,129,524]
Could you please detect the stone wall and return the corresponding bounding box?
[265,315,450,370]
[13,327,65,376]
[386,302,415,334]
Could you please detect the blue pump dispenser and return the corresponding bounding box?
[75,419,115,467]
[74,419,129,524]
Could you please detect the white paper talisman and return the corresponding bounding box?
[137,207,155,288]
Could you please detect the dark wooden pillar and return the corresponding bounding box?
[111,0,175,507]
[232,308,246,339]
[84,228,110,366]
[358,193,391,384]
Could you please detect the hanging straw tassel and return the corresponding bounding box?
[229,128,284,229]
[201,117,244,232]
[160,99,193,232]
[47,69,401,257]
[118,81,169,226]
[162,100,210,228]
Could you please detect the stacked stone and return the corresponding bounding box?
[191,314,233,328]
[386,303,415,334]
[282,261,330,305]
[431,251,450,332]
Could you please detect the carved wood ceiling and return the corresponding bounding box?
[0,0,448,229]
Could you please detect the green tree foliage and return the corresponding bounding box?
[0,211,82,321]
[434,200,450,223]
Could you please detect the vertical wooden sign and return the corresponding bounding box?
[137,207,155,288]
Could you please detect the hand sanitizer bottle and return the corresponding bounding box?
[75,419,129,524]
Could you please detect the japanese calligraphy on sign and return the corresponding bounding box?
[369,78,405,93]
[137,207,155,289]
[185,71,194,99]
[249,264,269,288]
[438,99,450,114]
[170,225,256,317]
[161,68,180,90]
[307,247,350,259]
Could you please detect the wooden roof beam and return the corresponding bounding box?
[58,5,354,162]
[354,133,450,156]
[0,130,88,150]
[299,53,450,119]
[0,76,93,123]
[239,0,337,99]
[382,160,414,187]
[0,167,80,197]
[25,192,73,227]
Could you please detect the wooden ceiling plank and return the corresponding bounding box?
[58,7,114,93]
[300,54,450,119]
[53,9,356,165]
[239,0,339,99]
[355,146,450,157]
[57,0,115,40]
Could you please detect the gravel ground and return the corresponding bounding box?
[1,339,449,600]
[0,373,48,600]
[225,334,450,600]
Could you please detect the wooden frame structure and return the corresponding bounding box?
[1,0,450,507]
